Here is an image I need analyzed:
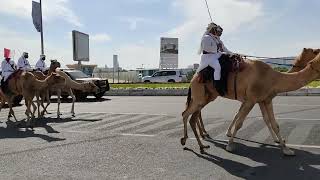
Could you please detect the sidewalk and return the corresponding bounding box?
[105,87,320,96]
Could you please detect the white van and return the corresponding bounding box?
[142,70,186,83]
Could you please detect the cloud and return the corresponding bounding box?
[159,0,264,67]
[91,33,112,43]
[113,43,159,69]
[0,26,73,67]
[119,17,154,31]
[166,0,263,39]
[0,0,82,27]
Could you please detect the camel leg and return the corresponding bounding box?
[67,88,76,117]
[57,89,61,119]
[258,102,279,143]
[181,100,203,146]
[226,101,254,152]
[42,90,51,116]
[197,111,209,138]
[25,99,31,123]
[36,93,41,118]
[264,101,295,156]
[226,103,245,137]
[7,97,18,122]
[189,111,210,153]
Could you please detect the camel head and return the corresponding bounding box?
[82,82,99,93]
[46,73,66,88]
[289,48,320,73]
[308,52,320,74]
[49,60,61,71]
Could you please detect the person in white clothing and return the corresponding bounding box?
[197,22,233,95]
[35,54,47,72]
[1,57,17,93]
[17,52,31,71]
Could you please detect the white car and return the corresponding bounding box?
[142,70,186,83]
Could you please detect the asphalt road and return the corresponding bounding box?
[0,96,320,180]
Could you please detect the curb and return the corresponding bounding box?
[105,88,320,96]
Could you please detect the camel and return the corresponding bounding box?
[196,48,320,139]
[0,71,65,125]
[32,61,98,118]
[32,60,67,118]
[181,48,320,156]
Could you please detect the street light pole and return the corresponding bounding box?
[40,0,44,55]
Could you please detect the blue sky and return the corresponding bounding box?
[0,0,319,69]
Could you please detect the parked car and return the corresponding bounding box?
[0,70,23,105]
[60,69,110,100]
[142,70,187,83]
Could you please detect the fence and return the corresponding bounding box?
[93,71,141,83]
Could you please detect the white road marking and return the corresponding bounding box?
[120,133,155,137]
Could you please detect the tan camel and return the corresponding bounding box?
[51,68,98,118]
[0,71,65,125]
[181,48,320,156]
[196,48,320,139]
[32,62,98,118]
[32,61,66,118]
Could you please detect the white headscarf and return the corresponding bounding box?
[198,23,220,54]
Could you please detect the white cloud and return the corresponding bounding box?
[119,17,154,31]
[0,27,74,67]
[91,33,112,43]
[166,0,263,39]
[113,44,159,69]
[160,0,264,67]
[0,0,82,27]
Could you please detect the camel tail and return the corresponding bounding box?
[186,87,191,107]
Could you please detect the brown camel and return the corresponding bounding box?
[0,71,65,126]
[181,48,320,156]
[32,61,98,118]
[196,48,320,139]
[32,60,65,117]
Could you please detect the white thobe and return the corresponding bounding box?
[17,56,31,71]
[35,59,47,72]
[197,33,232,80]
[1,59,16,81]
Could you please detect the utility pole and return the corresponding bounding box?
[40,0,44,55]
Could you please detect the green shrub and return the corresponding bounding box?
[273,67,289,72]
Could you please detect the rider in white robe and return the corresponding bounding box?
[17,52,32,71]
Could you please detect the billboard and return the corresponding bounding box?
[159,37,178,69]
[72,30,89,61]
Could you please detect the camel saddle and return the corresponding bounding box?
[197,54,245,96]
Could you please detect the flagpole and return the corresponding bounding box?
[40,0,44,55]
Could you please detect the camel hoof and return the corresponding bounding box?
[226,143,236,152]
[72,114,75,117]
[226,131,232,137]
[201,145,210,149]
[283,147,295,156]
[200,148,205,154]
[274,138,286,144]
[180,137,187,146]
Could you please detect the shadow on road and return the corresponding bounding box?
[0,116,103,142]
[49,97,112,103]
[184,138,320,180]
[0,121,65,142]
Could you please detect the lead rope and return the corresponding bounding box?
[204,0,213,23]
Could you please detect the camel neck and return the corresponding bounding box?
[33,78,49,90]
[56,71,86,90]
[274,65,318,93]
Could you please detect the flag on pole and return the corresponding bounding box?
[32,1,42,32]
[4,48,10,58]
